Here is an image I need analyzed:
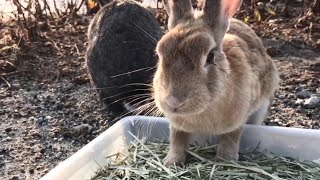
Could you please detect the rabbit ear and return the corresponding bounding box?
[201,0,242,46]
[162,0,170,15]
[163,0,194,30]
[221,0,242,17]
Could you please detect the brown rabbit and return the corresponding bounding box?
[153,0,280,166]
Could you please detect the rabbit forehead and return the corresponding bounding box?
[157,25,216,60]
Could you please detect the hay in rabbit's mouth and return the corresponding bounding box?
[90,135,320,180]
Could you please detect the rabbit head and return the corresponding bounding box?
[153,0,242,117]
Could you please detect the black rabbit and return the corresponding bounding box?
[86,0,162,120]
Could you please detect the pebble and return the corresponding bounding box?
[297,89,311,99]
[0,109,5,115]
[99,120,105,126]
[35,117,44,125]
[4,137,12,142]
[277,94,285,99]
[287,93,296,99]
[5,127,12,133]
[294,99,304,105]
[10,176,19,180]
[45,116,52,121]
[304,96,320,108]
[72,124,93,133]
[56,152,62,158]
[40,148,46,154]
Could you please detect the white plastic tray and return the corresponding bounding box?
[41,116,320,180]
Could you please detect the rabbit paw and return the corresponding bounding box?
[215,145,239,161]
[163,151,186,167]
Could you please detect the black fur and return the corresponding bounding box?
[86,0,162,119]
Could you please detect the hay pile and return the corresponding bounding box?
[91,135,320,180]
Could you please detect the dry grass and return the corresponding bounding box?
[91,135,320,180]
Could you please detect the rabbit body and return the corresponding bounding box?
[153,0,279,165]
[86,0,162,118]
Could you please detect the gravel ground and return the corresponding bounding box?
[1,7,320,180]
[0,74,111,179]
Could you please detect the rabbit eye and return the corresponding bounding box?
[205,51,215,66]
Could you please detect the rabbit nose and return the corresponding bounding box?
[165,95,185,108]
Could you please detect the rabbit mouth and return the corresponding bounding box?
[161,102,208,117]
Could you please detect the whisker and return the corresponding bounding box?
[124,16,158,43]
[103,94,149,108]
[119,83,153,88]
[138,103,158,134]
[110,67,155,78]
[129,47,156,51]
[146,106,157,116]
[132,102,154,115]
[128,96,154,107]
[144,105,157,117]
[118,100,154,119]
[154,108,163,117]
[101,89,150,100]
[132,101,156,117]
[124,97,153,111]
[91,83,152,91]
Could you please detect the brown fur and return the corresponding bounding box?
[154,0,279,166]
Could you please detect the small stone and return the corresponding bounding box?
[99,120,105,126]
[35,117,44,125]
[12,112,22,119]
[287,93,296,99]
[73,113,79,118]
[304,96,320,108]
[277,94,285,99]
[73,124,93,133]
[92,130,99,135]
[48,132,55,137]
[29,169,35,174]
[56,152,62,158]
[9,132,15,136]
[10,176,19,180]
[5,127,12,133]
[44,116,52,121]
[0,109,5,115]
[4,137,12,142]
[28,116,35,121]
[297,89,311,99]
[294,99,304,105]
